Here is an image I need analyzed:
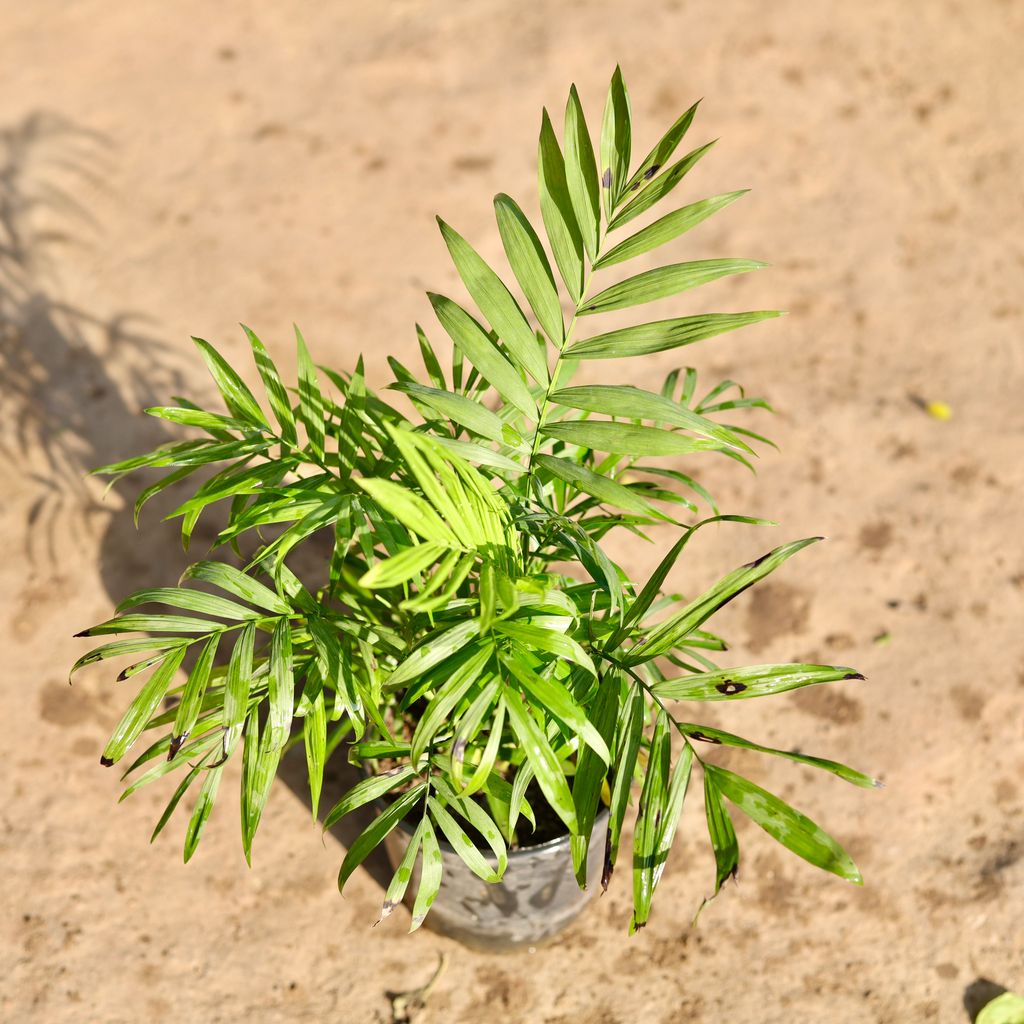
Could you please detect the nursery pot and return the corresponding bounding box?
[382,808,609,952]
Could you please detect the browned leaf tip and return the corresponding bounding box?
[601,827,614,892]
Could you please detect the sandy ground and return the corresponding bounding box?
[2,2,1023,1021]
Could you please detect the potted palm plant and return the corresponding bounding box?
[72,68,876,948]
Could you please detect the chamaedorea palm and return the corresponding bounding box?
[72,68,875,933]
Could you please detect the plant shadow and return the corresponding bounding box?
[963,979,1009,1022]
[0,110,203,583]
[3,110,390,894]
[278,740,395,890]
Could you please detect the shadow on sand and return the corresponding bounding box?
[2,112,390,890]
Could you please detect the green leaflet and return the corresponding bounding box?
[428,797,502,883]
[580,259,766,316]
[133,464,203,526]
[450,677,501,790]
[538,109,584,303]
[416,324,446,389]
[609,140,717,230]
[605,682,645,884]
[322,765,419,830]
[390,382,507,443]
[570,671,619,886]
[101,647,187,765]
[494,193,563,345]
[621,99,700,195]
[703,769,739,898]
[387,618,483,689]
[654,743,693,888]
[626,537,823,664]
[455,698,506,797]
[70,637,187,679]
[379,816,425,924]
[504,684,578,834]
[706,764,862,884]
[411,816,443,930]
[594,191,748,270]
[494,621,596,677]
[431,436,523,474]
[170,460,289,522]
[144,406,255,434]
[82,614,226,636]
[385,425,516,557]
[976,993,1024,1024]
[497,766,536,840]
[652,662,863,702]
[428,292,537,416]
[409,643,492,765]
[356,477,454,545]
[295,325,326,461]
[631,709,670,931]
[267,619,294,749]
[150,758,207,843]
[240,713,283,864]
[171,633,220,750]
[432,778,508,877]
[564,84,600,259]
[338,784,428,893]
[681,722,879,789]
[606,515,774,651]
[192,337,268,428]
[600,65,632,213]
[541,420,724,457]
[499,647,607,762]
[304,685,327,819]
[120,728,221,801]
[183,761,224,863]
[243,324,297,444]
[116,587,254,622]
[359,540,449,589]
[568,310,782,360]
[535,454,672,522]
[437,218,549,385]
[222,620,256,756]
[181,561,291,614]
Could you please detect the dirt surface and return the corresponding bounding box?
[3,2,1023,1022]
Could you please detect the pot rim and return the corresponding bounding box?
[375,790,610,859]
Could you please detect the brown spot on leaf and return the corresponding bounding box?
[687,730,722,745]
[715,680,747,696]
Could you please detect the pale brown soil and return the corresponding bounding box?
[2,3,1023,1022]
